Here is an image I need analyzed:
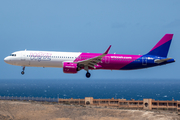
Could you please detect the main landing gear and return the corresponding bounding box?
[84,66,91,78]
[21,67,25,75]
[86,72,91,78]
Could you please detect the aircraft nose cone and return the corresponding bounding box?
[4,57,10,63]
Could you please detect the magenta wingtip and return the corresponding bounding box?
[104,45,111,54]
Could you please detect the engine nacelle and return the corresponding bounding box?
[63,62,78,74]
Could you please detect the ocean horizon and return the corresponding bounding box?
[0,79,179,101]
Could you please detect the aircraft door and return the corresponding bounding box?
[21,51,26,61]
[105,56,110,64]
[142,57,147,65]
[20,51,29,66]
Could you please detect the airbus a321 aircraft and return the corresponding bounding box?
[4,34,175,78]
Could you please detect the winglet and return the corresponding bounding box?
[104,45,111,54]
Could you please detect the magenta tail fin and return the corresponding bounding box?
[146,34,173,57]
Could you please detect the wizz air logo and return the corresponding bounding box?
[111,56,132,59]
[30,52,52,61]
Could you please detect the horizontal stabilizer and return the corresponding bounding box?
[154,58,172,64]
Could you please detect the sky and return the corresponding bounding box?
[0,0,180,79]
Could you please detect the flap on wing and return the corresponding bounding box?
[154,58,172,64]
[75,45,111,68]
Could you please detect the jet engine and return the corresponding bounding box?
[63,62,80,73]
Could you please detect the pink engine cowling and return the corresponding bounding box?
[63,62,78,73]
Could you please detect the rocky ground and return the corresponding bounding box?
[0,100,179,120]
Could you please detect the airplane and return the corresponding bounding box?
[4,34,175,78]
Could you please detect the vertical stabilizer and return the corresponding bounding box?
[146,34,173,57]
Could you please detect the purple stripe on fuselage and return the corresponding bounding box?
[73,53,142,70]
[150,34,173,52]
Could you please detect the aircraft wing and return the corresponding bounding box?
[75,45,111,68]
[154,58,172,64]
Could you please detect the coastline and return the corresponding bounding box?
[0,100,179,120]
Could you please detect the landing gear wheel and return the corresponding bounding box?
[86,72,91,78]
[21,71,25,75]
[21,67,25,75]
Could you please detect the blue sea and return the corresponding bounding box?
[0,79,180,100]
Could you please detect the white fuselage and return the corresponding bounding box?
[4,50,81,68]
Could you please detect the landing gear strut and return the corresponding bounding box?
[21,67,25,75]
[86,72,91,78]
[84,66,91,78]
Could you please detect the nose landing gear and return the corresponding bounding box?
[86,72,91,78]
[21,67,25,75]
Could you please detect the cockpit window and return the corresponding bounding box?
[10,54,16,56]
